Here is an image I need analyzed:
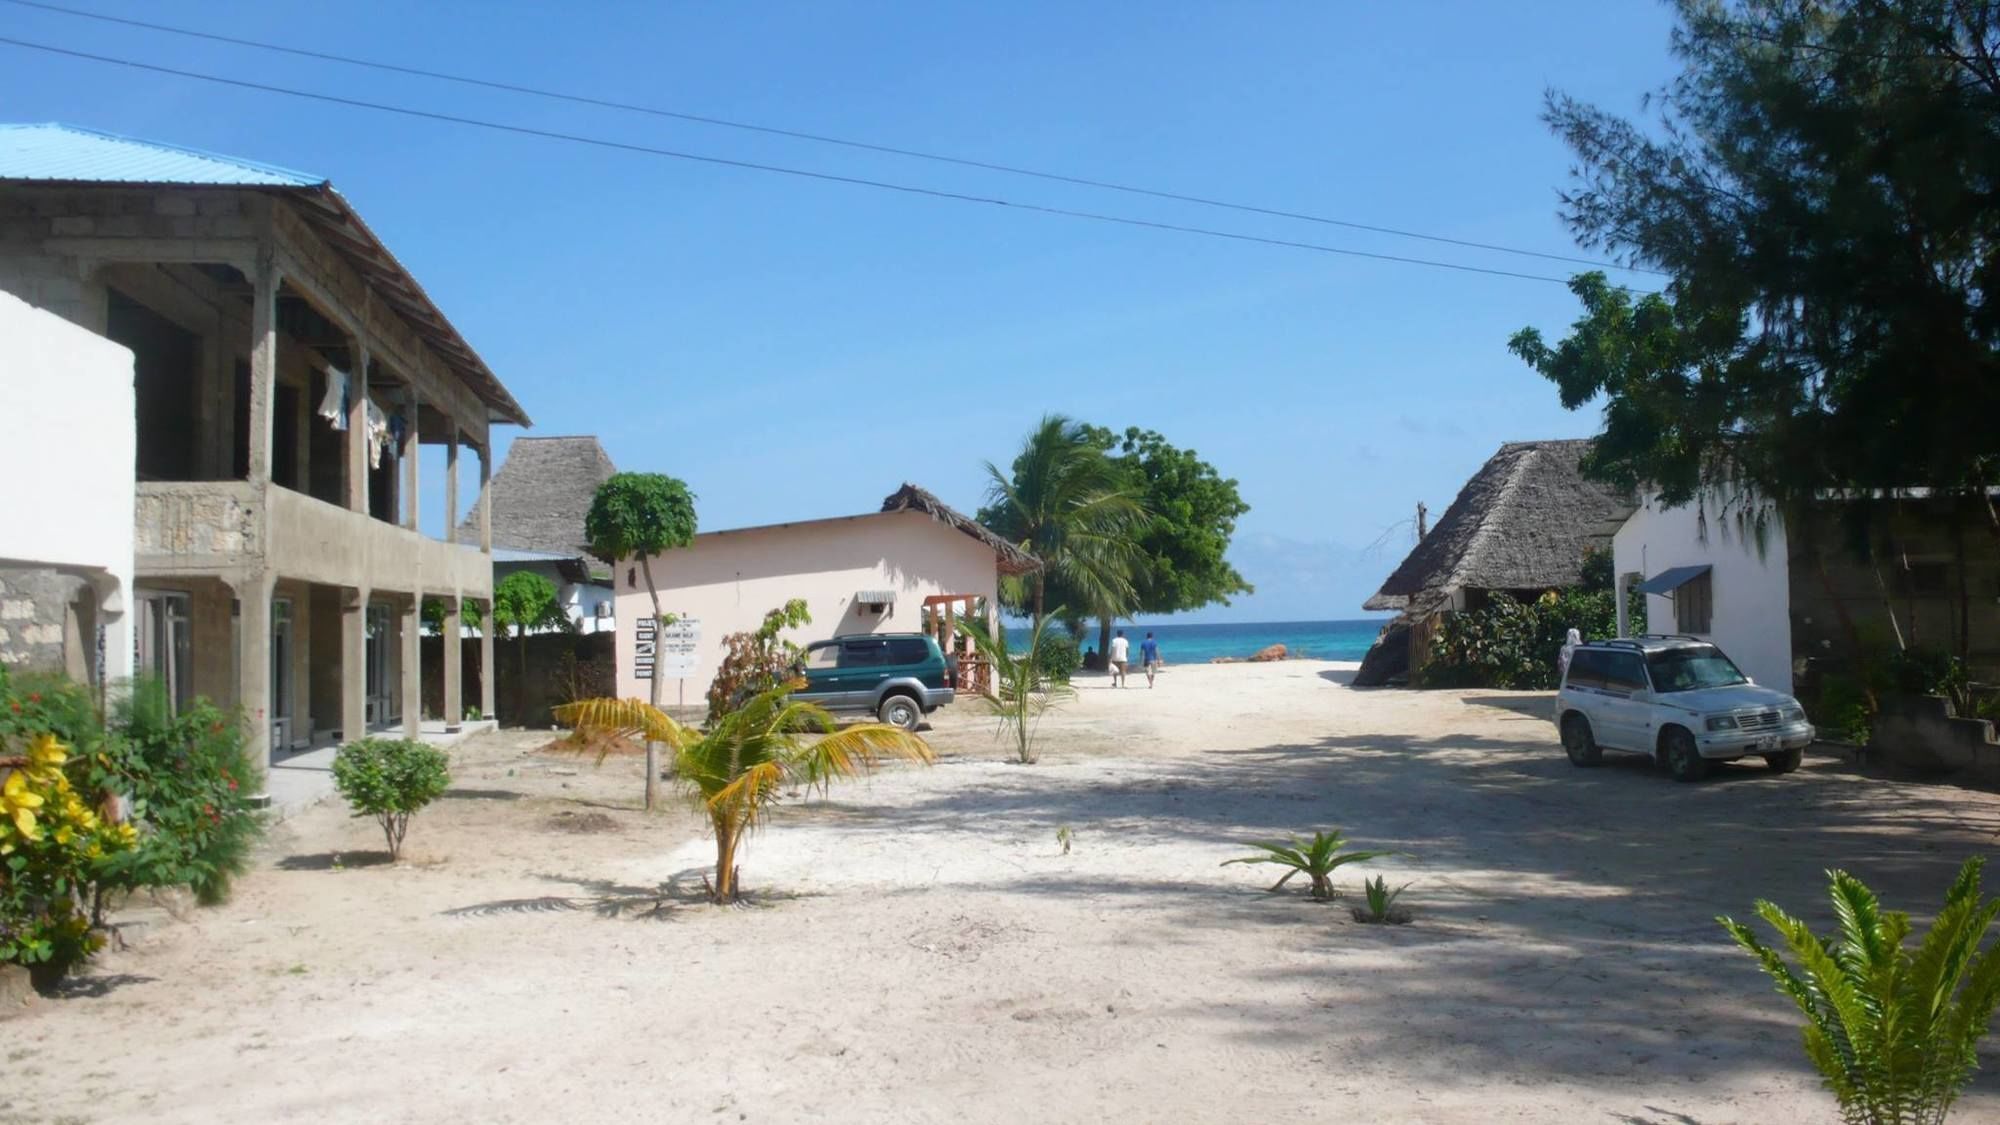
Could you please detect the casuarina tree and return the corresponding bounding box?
[585,472,697,810]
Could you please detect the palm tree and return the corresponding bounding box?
[554,687,933,901]
[978,415,1145,628]
[955,611,1074,764]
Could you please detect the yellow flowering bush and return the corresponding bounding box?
[1,733,137,984]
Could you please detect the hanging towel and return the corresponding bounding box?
[316,367,349,431]
[364,400,390,469]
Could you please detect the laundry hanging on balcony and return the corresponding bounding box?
[316,367,349,432]
[364,400,390,468]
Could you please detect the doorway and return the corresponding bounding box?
[271,598,295,751]
[134,590,192,713]
[364,604,394,726]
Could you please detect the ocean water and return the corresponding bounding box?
[1007,619,1387,664]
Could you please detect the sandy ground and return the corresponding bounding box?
[6,661,2000,1124]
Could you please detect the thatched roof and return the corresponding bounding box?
[880,483,1041,576]
[1368,439,1635,607]
[459,436,618,557]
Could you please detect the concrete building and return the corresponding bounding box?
[0,123,530,761]
[1611,491,1794,693]
[0,290,135,688]
[459,435,618,634]
[611,485,1038,706]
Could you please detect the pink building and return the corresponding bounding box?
[612,485,1037,706]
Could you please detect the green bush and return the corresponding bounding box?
[1420,587,1642,690]
[1033,630,1082,684]
[331,739,450,860]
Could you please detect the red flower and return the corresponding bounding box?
[227,779,238,791]
[208,721,224,735]
[7,702,17,714]
[26,693,39,703]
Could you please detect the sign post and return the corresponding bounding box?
[636,616,701,709]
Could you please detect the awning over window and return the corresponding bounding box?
[855,590,897,605]
[1635,564,1711,596]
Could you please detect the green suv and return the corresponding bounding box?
[794,633,956,731]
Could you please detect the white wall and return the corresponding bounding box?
[562,580,616,634]
[1613,492,1793,693]
[613,510,1002,705]
[0,290,135,681]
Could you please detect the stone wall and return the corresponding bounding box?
[1869,694,2000,786]
[0,567,84,674]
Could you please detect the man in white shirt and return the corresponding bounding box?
[1108,630,1130,687]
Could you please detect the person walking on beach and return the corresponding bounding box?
[1140,631,1162,688]
[1108,630,1130,687]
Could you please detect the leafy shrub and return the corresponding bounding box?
[1353,873,1412,925]
[1,732,137,985]
[1033,630,1081,684]
[1812,672,1876,745]
[1890,647,1970,712]
[1720,857,2000,1124]
[707,600,812,722]
[1419,586,1646,690]
[1222,829,1392,901]
[331,739,450,860]
[88,684,262,906]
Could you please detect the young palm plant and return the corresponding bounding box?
[1353,874,1412,925]
[955,613,1074,764]
[555,686,933,901]
[1222,829,1393,902]
[1720,857,2000,1125]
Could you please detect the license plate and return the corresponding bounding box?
[1751,737,1774,751]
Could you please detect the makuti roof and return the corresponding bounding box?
[460,436,618,558]
[0,123,529,426]
[1368,439,1636,607]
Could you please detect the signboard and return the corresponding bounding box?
[634,616,700,680]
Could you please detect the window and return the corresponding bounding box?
[1646,646,1747,693]
[804,643,840,671]
[134,591,192,713]
[1603,653,1651,694]
[839,640,889,668]
[1675,571,1713,634]
[886,638,931,666]
[1565,649,1606,690]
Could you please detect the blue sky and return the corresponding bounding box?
[1,1,1681,622]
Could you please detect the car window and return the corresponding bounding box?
[804,643,839,671]
[886,638,931,666]
[1645,646,1748,693]
[1565,649,1606,690]
[839,640,888,668]
[1603,653,1650,693]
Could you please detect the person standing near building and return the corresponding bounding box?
[1108,629,1130,687]
[1140,631,1162,688]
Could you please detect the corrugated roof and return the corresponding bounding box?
[0,123,529,427]
[0,123,323,186]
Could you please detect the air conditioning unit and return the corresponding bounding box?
[594,602,613,619]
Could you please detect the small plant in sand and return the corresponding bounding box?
[1222,829,1392,902]
[1353,874,1412,925]
[1056,825,1073,855]
[331,739,451,861]
[556,686,933,902]
[1719,857,2000,1125]
[955,612,1072,764]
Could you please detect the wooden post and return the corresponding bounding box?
[345,345,370,514]
[401,385,420,530]
[245,252,279,484]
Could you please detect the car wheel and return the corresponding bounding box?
[1561,713,1602,767]
[878,694,922,731]
[1662,727,1711,783]
[1764,747,1804,774]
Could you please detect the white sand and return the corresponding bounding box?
[7,661,1999,1124]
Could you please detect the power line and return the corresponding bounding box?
[0,0,1660,277]
[0,35,1658,292]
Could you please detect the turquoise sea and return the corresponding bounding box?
[1007,619,1388,665]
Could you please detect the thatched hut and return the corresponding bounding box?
[1356,439,1634,685]
[458,435,621,630]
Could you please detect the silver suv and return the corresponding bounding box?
[1553,636,1815,782]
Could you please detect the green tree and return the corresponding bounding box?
[976,415,1145,628]
[556,686,933,901]
[1511,1,2000,581]
[585,472,698,811]
[1077,425,1251,657]
[491,570,568,725]
[420,596,483,636]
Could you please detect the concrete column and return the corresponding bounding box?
[478,599,495,722]
[401,592,421,738]
[444,427,459,543]
[235,571,274,764]
[443,595,463,731]
[401,386,421,530]
[478,443,492,552]
[1616,573,1634,639]
[345,345,370,513]
[245,254,280,484]
[341,586,368,742]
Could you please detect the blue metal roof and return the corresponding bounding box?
[0,122,323,187]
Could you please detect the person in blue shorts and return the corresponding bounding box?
[1139,631,1162,688]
